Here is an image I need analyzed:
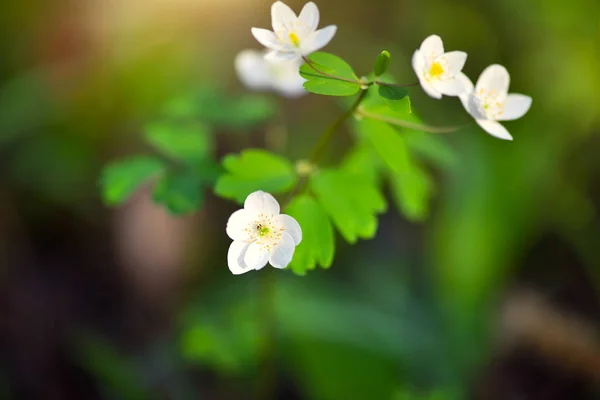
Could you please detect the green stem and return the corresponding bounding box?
[356,108,470,134]
[257,268,277,400]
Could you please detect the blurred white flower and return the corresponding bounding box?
[234,49,307,98]
[226,191,302,275]
[251,1,337,62]
[412,35,468,99]
[458,65,532,141]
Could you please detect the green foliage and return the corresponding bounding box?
[373,50,391,77]
[311,169,386,244]
[100,156,165,206]
[340,144,382,184]
[390,163,434,222]
[74,335,150,400]
[299,52,361,96]
[215,149,298,203]
[355,118,411,173]
[153,171,205,215]
[163,89,276,129]
[404,130,457,170]
[378,84,410,113]
[144,121,213,165]
[286,195,335,275]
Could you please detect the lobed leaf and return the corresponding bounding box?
[100,156,165,206]
[286,195,335,275]
[355,118,412,174]
[390,163,434,222]
[144,121,213,165]
[311,169,386,244]
[215,149,297,203]
[153,171,205,215]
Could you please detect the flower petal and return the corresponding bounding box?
[420,79,442,99]
[226,209,254,241]
[244,191,280,215]
[302,25,337,54]
[476,119,513,141]
[298,2,319,31]
[476,64,510,98]
[244,242,270,270]
[265,50,301,62]
[419,35,444,61]
[269,232,296,269]
[272,63,307,98]
[439,51,467,76]
[432,77,466,97]
[271,1,297,33]
[412,49,425,77]
[251,28,283,51]
[276,214,302,245]
[228,241,252,275]
[498,94,532,121]
[234,49,271,91]
[457,72,474,109]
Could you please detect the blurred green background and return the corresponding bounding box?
[0,0,599,399]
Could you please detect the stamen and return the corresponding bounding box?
[429,62,444,78]
[289,32,300,47]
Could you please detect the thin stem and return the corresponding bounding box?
[375,80,420,88]
[356,108,470,134]
[302,56,362,85]
[257,268,277,400]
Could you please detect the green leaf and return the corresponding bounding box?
[355,118,411,173]
[390,164,434,222]
[404,131,457,169]
[286,195,335,275]
[299,52,361,96]
[378,85,410,113]
[144,121,212,164]
[311,169,386,244]
[100,156,165,206]
[373,50,391,77]
[215,149,297,203]
[153,171,204,215]
[340,144,382,184]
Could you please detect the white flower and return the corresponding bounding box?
[458,64,532,141]
[234,49,307,98]
[412,35,468,99]
[251,1,337,62]
[226,191,302,275]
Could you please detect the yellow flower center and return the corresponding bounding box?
[289,32,300,47]
[257,225,270,237]
[429,62,444,78]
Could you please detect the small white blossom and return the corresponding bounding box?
[226,191,302,275]
[458,65,532,141]
[412,35,468,99]
[251,1,337,62]
[234,49,307,98]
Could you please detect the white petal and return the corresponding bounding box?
[276,214,302,245]
[419,35,444,61]
[298,2,319,31]
[273,64,307,98]
[432,77,466,97]
[411,49,425,78]
[476,119,513,141]
[226,209,254,241]
[476,64,510,98]
[251,28,282,51]
[269,232,296,269]
[271,1,297,33]
[439,51,467,76]
[234,49,271,91]
[301,25,337,55]
[498,94,532,121]
[420,79,442,99]
[265,50,301,62]
[457,72,474,111]
[244,242,270,270]
[228,241,252,275]
[244,191,280,215]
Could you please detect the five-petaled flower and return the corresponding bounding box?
[235,49,307,98]
[251,1,337,62]
[226,191,302,275]
[458,64,532,141]
[412,35,468,99]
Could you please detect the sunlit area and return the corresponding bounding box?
[0,0,599,399]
